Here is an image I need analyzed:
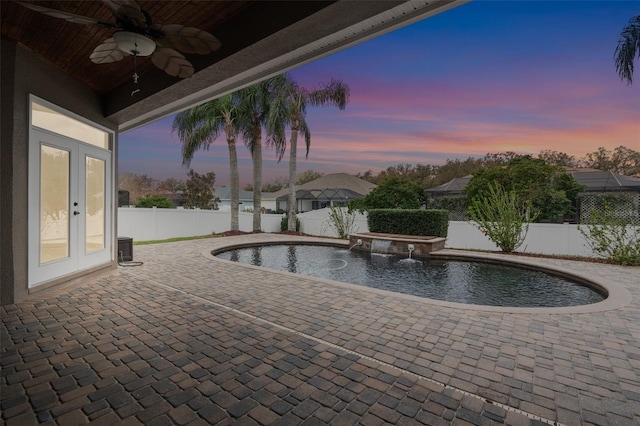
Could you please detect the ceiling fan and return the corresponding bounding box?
[17,0,222,79]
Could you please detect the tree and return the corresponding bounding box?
[269,73,349,231]
[260,176,288,193]
[583,146,640,176]
[118,173,156,203]
[173,94,241,230]
[538,150,580,168]
[247,170,324,193]
[614,15,640,85]
[355,170,376,183]
[135,194,175,208]
[183,169,218,209]
[237,77,286,232]
[465,156,584,222]
[375,163,435,187]
[430,158,486,187]
[349,176,425,211]
[157,178,185,193]
[296,170,324,185]
[481,151,522,165]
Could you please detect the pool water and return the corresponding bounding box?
[215,245,604,307]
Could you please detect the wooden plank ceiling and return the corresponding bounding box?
[1,1,255,94]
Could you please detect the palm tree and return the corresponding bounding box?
[269,73,350,231]
[615,15,640,85]
[236,77,286,232]
[172,94,241,231]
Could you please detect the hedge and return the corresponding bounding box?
[367,209,449,238]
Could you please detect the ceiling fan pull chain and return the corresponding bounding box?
[131,51,141,96]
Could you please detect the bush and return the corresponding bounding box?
[468,183,537,253]
[578,199,640,265]
[367,209,448,238]
[323,206,359,239]
[134,194,176,208]
[349,176,426,211]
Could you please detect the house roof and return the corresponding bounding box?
[425,175,472,195]
[215,186,272,201]
[426,170,640,196]
[568,170,640,192]
[271,173,377,200]
[1,0,468,132]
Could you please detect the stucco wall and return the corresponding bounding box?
[1,40,17,306]
[1,42,117,304]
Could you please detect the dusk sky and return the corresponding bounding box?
[119,1,640,186]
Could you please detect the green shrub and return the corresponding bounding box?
[367,209,448,238]
[134,194,176,208]
[323,206,359,239]
[349,176,426,212]
[578,200,640,265]
[468,183,537,253]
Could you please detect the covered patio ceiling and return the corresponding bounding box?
[1,0,468,131]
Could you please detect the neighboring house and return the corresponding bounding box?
[565,169,640,223]
[428,169,640,196]
[425,175,472,197]
[215,186,276,212]
[426,169,640,223]
[271,173,377,213]
[566,168,640,193]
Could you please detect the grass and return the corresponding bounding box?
[134,234,218,245]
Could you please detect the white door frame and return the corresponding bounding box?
[28,96,114,288]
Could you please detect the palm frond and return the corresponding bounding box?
[614,15,640,85]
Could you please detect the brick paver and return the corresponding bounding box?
[2,234,639,425]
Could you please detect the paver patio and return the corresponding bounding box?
[2,233,639,425]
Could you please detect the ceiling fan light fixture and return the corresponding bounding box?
[113,31,156,56]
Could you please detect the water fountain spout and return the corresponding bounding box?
[407,244,415,259]
[371,239,392,255]
[348,239,363,251]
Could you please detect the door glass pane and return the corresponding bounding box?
[40,145,69,263]
[86,156,105,253]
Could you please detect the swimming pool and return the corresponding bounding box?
[215,244,605,307]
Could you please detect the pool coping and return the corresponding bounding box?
[204,236,632,315]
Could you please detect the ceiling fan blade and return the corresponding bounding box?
[16,1,116,28]
[155,24,222,55]
[151,48,194,78]
[102,0,147,27]
[90,38,126,64]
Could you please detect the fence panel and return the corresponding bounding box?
[118,207,637,258]
[117,208,281,240]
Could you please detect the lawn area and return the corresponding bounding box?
[134,234,218,245]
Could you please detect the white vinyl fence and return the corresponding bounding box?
[117,207,282,241]
[118,207,635,258]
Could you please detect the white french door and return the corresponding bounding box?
[28,129,112,287]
